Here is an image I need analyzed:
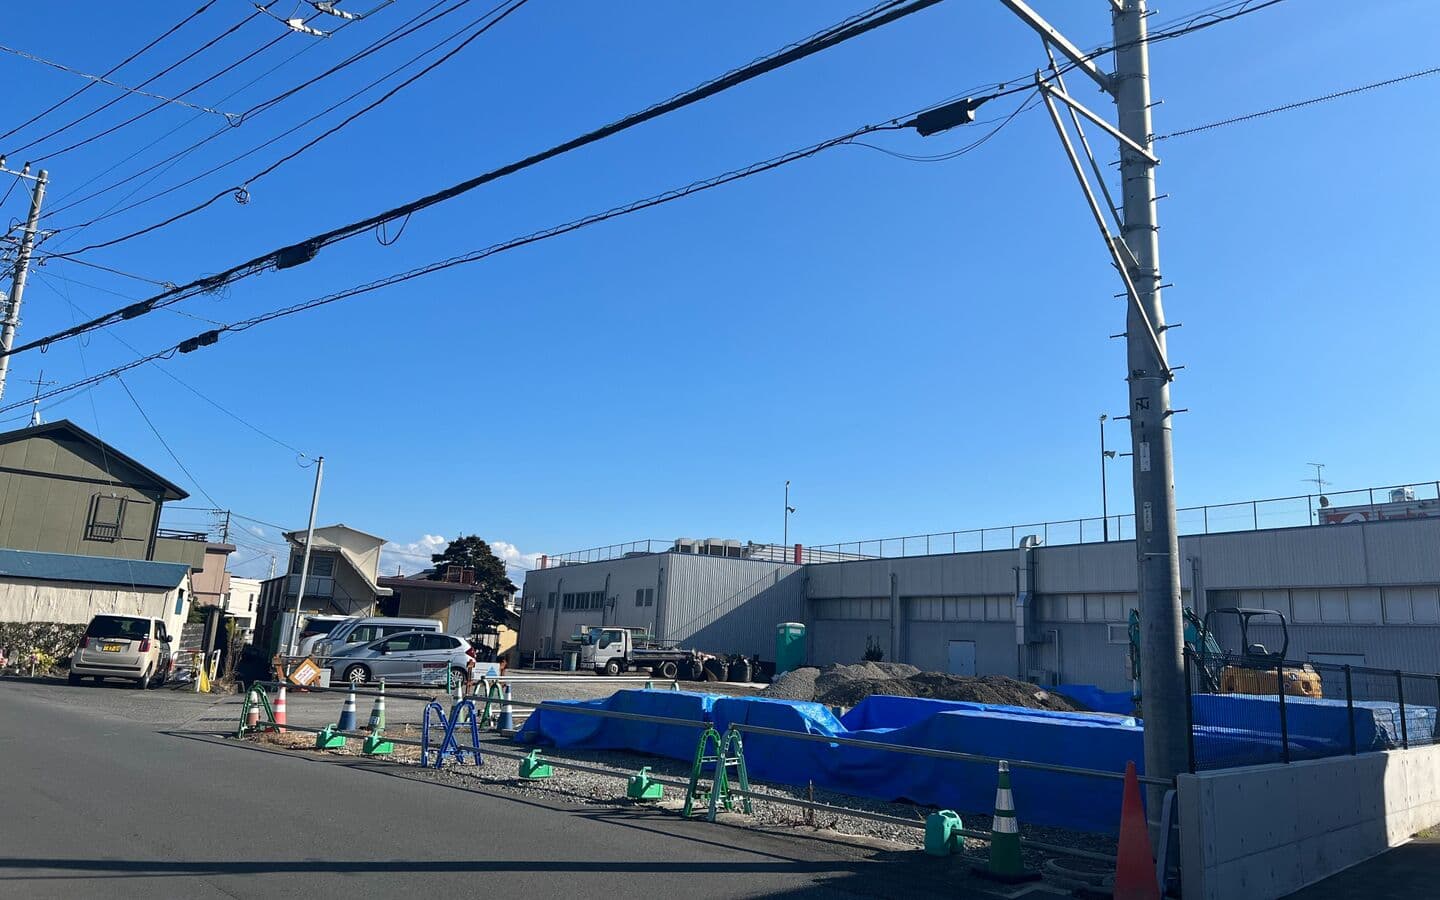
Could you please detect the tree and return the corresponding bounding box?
[428,535,518,633]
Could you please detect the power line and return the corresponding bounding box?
[115,372,223,508]
[0,40,242,128]
[48,0,525,237]
[18,0,944,354]
[39,0,467,221]
[0,109,920,416]
[1155,63,1440,141]
[0,0,222,143]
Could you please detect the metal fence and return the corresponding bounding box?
[800,480,1440,560]
[1185,652,1440,772]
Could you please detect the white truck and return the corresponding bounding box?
[579,626,699,678]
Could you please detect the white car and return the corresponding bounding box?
[296,615,351,658]
[69,614,173,689]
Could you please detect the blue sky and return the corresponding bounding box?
[3,1,1437,580]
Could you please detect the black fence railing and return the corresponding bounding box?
[1184,651,1440,772]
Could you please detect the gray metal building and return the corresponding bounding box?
[519,516,1440,689]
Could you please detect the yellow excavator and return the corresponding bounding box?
[1128,606,1323,706]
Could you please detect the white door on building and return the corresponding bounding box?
[947,640,976,676]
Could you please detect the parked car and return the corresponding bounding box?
[329,631,474,686]
[312,617,443,661]
[296,614,350,658]
[69,614,173,689]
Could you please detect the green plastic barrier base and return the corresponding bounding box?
[626,767,664,801]
[362,735,394,756]
[924,810,964,856]
[519,750,553,780]
[315,726,347,750]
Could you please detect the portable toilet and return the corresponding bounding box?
[775,622,806,675]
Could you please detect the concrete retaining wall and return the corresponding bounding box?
[1179,744,1440,899]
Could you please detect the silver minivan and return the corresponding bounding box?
[329,631,474,685]
[312,617,443,661]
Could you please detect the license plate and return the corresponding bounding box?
[102,643,125,652]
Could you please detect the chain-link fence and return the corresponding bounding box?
[1186,651,1440,772]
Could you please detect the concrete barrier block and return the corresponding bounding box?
[1212,843,1303,900]
[1293,760,1347,837]
[1210,765,1298,862]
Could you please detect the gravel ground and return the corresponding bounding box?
[246,712,1117,867]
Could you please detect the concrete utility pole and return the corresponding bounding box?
[287,456,324,656]
[0,168,48,403]
[1112,0,1188,792]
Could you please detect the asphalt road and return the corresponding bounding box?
[0,679,979,899]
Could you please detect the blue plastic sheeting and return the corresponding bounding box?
[1190,694,1438,758]
[1055,684,1137,716]
[840,694,1137,730]
[715,696,1138,833]
[514,690,714,761]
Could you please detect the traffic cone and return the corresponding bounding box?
[498,684,514,731]
[244,689,260,732]
[973,760,1039,883]
[272,685,287,734]
[1114,761,1161,900]
[337,687,357,732]
[363,683,394,756]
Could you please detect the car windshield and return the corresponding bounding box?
[303,618,343,635]
[86,615,150,640]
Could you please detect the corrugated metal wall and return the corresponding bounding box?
[517,555,664,656]
[661,554,804,656]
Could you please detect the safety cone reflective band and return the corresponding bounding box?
[337,687,357,732]
[1114,761,1161,900]
[497,684,514,731]
[272,685,288,734]
[973,760,1039,883]
[245,689,260,732]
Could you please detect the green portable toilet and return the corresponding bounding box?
[775,622,806,675]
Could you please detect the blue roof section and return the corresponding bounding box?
[0,549,189,589]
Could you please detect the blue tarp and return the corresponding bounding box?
[513,687,1436,834]
[1054,684,1137,716]
[840,694,1138,730]
[514,690,714,761]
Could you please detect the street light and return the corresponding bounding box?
[783,480,795,553]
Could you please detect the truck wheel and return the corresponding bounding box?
[659,660,678,680]
[604,659,621,676]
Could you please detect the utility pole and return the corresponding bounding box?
[287,456,324,656]
[26,370,55,426]
[0,167,48,403]
[220,509,232,544]
[1101,0,1189,797]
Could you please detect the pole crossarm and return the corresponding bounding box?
[997,0,1114,95]
[1038,80,1159,166]
[1035,71,1170,376]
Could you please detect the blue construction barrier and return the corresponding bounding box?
[839,694,1138,730]
[1191,693,1436,757]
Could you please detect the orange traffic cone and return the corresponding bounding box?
[273,685,288,734]
[1114,760,1160,900]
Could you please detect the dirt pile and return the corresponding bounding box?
[761,663,1083,711]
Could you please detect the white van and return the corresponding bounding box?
[313,617,442,661]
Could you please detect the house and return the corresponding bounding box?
[377,572,478,636]
[254,524,392,652]
[0,548,192,641]
[0,419,207,568]
[226,576,262,644]
[189,542,237,609]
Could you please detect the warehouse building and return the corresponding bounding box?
[518,507,1440,690]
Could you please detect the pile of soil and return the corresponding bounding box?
[761,663,1083,712]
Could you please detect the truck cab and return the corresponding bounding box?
[580,627,633,675]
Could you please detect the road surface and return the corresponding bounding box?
[0,679,972,899]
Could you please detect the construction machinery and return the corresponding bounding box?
[1128,606,1322,708]
[1199,607,1323,699]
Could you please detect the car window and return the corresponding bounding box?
[380,624,416,637]
[86,615,150,640]
[421,634,457,651]
[304,618,344,635]
[378,633,424,653]
[347,625,380,644]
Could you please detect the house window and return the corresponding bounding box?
[290,555,334,577]
[86,494,127,542]
[547,592,556,609]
